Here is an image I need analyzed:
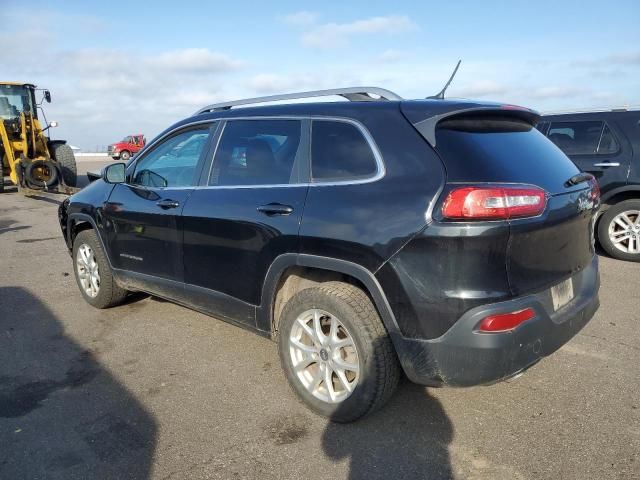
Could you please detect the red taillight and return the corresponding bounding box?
[477,308,536,333]
[442,186,546,220]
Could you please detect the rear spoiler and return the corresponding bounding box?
[402,103,540,147]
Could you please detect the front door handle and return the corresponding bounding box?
[156,199,180,209]
[257,203,294,216]
[593,162,620,167]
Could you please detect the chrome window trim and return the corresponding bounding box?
[202,115,385,189]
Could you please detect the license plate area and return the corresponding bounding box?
[551,277,574,311]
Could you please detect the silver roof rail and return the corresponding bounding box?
[194,86,403,115]
[541,105,640,115]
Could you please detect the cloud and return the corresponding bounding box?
[572,51,640,67]
[374,49,406,63]
[281,11,318,26]
[302,15,417,48]
[529,86,588,99]
[452,81,510,98]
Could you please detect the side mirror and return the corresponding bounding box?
[103,163,126,184]
[44,90,51,103]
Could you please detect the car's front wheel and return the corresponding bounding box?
[277,281,400,422]
[73,229,129,308]
[598,199,640,262]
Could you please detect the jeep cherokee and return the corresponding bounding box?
[59,87,601,422]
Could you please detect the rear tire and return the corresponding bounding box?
[73,229,129,308]
[52,143,77,187]
[24,160,58,188]
[598,199,640,262]
[277,281,400,422]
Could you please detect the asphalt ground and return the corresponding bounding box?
[0,157,638,479]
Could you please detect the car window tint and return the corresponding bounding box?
[311,121,377,182]
[209,120,302,186]
[547,121,603,155]
[597,124,619,154]
[132,127,210,188]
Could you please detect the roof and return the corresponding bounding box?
[0,82,37,88]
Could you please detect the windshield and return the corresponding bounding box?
[0,85,36,120]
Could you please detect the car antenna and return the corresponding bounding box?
[427,60,462,99]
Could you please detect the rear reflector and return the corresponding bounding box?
[477,308,536,333]
[442,186,546,220]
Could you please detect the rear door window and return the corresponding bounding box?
[547,120,618,155]
[209,119,304,186]
[311,120,379,182]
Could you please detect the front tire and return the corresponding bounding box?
[277,281,400,422]
[73,229,129,308]
[52,143,77,187]
[120,150,131,161]
[598,199,640,262]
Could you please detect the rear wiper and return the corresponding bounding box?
[564,172,594,187]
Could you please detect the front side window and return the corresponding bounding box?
[547,120,616,155]
[209,119,303,186]
[311,120,378,182]
[132,127,210,188]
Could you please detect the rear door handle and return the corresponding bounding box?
[156,199,180,209]
[257,203,294,216]
[593,162,620,167]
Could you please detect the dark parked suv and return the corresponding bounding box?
[539,108,640,261]
[59,87,600,422]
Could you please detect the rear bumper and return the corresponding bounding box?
[393,255,600,387]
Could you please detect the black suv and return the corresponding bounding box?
[539,109,640,261]
[59,87,600,422]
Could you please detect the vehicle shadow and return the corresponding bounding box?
[322,380,454,480]
[0,286,157,479]
[0,218,31,235]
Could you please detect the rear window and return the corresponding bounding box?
[311,120,378,182]
[435,115,581,194]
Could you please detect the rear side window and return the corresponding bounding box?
[311,120,378,182]
[210,119,303,186]
[435,115,580,194]
[547,120,619,155]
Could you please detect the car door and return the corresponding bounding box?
[104,123,215,283]
[181,118,309,326]
[547,119,630,193]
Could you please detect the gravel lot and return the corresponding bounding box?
[1,158,638,479]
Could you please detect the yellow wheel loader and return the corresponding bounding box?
[0,82,78,194]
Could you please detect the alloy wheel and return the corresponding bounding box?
[288,308,360,404]
[608,209,640,254]
[76,243,101,297]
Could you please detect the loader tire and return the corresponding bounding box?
[25,160,58,188]
[52,143,77,187]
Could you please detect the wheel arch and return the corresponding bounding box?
[67,213,114,268]
[258,254,401,339]
[601,186,640,206]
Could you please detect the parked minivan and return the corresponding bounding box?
[539,108,640,261]
[59,88,600,421]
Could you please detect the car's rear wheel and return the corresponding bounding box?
[598,200,640,262]
[73,229,129,308]
[277,281,400,422]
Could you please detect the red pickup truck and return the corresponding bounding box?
[108,134,146,160]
